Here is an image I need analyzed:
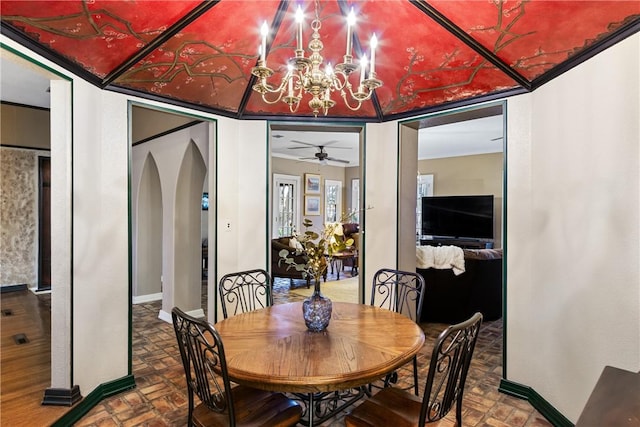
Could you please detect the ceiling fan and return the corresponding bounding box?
[288,140,351,164]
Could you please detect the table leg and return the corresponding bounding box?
[291,388,367,426]
[308,393,315,426]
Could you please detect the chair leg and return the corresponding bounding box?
[412,356,419,396]
[187,391,194,427]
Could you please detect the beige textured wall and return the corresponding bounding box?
[418,152,503,247]
[1,104,50,149]
[419,153,503,196]
[0,147,38,286]
[506,34,639,421]
[131,105,196,144]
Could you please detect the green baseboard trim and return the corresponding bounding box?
[499,379,574,427]
[0,284,28,293]
[43,385,82,406]
[51,375,136,427]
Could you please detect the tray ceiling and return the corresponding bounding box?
[2,0,638,122]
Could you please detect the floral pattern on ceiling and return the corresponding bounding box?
[1,0,639,121]
[0,0,202,78]
[357,0,520,116]
[114,0,282,114]
[428,0,640,81]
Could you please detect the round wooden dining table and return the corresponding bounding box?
[214,301,425,425]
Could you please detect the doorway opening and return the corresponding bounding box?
[129,104,213,322]
[1,46,77,416]
[37,156,51,291]
[399,101,506,374]
[269,123,364,303]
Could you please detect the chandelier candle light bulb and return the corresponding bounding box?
[296,6,304,52]
[288,64,294,97]
[360,56,367,89]
[260,21,268,63]
[370,34,377,77]
[346,8,355,58]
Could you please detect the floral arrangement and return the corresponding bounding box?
[279,213,355,285]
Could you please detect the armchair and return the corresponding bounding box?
[271,236,326,288]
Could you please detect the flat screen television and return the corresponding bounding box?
[421,195,494,240]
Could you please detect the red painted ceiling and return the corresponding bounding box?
[2,1,639,122]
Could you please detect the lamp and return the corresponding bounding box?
[251,1,382,117]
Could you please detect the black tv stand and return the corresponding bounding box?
[420,237,491,249]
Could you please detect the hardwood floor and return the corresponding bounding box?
[0,289,68,427]
[1,275,552,426]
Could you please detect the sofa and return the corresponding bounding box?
[271,236,327,288]
[416,248,502,323]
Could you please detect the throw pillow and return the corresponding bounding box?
[289,237,303,250]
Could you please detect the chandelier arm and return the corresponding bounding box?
[330,71,349,91]
[340,91,364,111]
[344,84,374,103]
[264,75,291,95]
[289,101,301,113]
[260,90,287,105]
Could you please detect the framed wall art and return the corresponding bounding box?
[304,195,321,216]
[305,173,321,194]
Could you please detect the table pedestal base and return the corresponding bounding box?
[291,387,370,426]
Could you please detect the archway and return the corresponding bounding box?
[173,140,207,313]
[134,154,163,302]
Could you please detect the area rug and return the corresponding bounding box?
[288,276,359,303]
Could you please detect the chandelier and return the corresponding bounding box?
[251,1,382,117]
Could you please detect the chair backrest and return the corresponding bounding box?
[219,269,272,319]
[371,268,426,322]
[420,312,483,425]
[171,307,236,425]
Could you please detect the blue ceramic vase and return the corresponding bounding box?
[302,279,332,332]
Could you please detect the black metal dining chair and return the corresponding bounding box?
[218,269,272,319]
[171,307,302,427]
[345,312,483,427]
[370,268,426,395]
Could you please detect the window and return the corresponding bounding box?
[416,174,434,239]
[324,180,342,223]
[351,179,360,223]
[273,174,300,238]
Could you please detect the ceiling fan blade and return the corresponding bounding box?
[289,140,351,149]
[326,157,350,164]
[318,140,353,149]
[287,146,314,150]
[491,136,503,141]
[290,140,317,147]
[321,140,341,147]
